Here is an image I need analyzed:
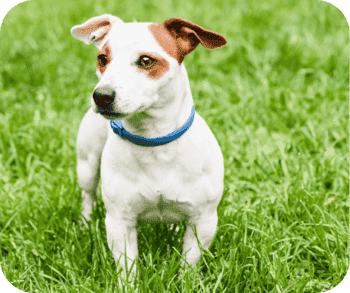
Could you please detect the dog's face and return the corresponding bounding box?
[71,15,226,120]
[92,22,179,119]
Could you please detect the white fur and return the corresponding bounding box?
[72,15,224,284]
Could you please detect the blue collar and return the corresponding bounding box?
[110,106,195,147]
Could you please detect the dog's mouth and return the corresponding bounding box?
[92,103,126,119]
[98,109,125,120]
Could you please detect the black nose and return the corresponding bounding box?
[93,87,115,110]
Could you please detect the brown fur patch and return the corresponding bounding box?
[74,20,111,42]
[97,42,112,74]
[149,18,226,64]
[149,23,181,64]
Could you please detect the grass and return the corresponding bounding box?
[0,0,349,292]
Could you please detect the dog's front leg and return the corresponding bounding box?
[77,157,100,223]
[105,212,138,284]
[181,210,218,269]
[76,108,108,224]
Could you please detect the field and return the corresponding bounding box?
[0,0,348,292]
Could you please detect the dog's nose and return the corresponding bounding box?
[93,86,115,109]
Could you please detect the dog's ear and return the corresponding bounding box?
[149,18,226,64]
[71,14,123,49]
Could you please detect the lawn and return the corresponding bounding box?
[0,0,349,292]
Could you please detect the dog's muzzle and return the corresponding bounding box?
[93,86,115,112]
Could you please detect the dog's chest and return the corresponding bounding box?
[102,146,210,223]
[129,165,199,223]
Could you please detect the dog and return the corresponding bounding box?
[71,14,226,283]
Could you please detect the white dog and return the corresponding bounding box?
[71,14,226,282]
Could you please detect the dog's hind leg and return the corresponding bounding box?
[76,108,108,224]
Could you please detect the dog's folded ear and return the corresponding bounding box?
[71,14,123,48]
[149,18,226,64]
[164,18,227,51]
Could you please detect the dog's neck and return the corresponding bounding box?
[121,67,194,139]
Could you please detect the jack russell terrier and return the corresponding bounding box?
[71,14,226,282]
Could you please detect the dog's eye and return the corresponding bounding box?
[136,56,156,69]
[98,54,108,67]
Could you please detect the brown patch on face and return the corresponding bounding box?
[149,23,180,63]
[136,52,169,80]
[97,42,112,74]
[148,18,226,64]
[74,20,111,42]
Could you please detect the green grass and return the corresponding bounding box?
[0,0,349,292]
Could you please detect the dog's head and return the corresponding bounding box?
[71,14,226,119]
